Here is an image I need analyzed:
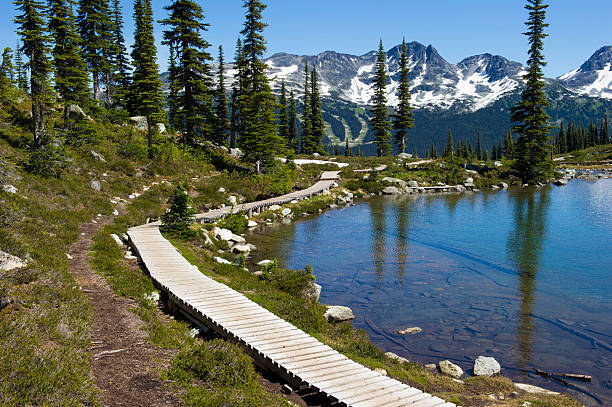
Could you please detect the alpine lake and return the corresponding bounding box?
[246,176,612,406]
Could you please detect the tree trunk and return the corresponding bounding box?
[93,70,100,101]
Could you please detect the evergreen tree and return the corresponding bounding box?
[344,134,352,157]
[602,116,609,145]
[278,79,289,145]
[392,38,414,153]
[48,0,90,123]
[288,90,298,151]
[161,184,196,234]
[300,60,312,153]
[477,131,482,160]
[511,0,553,184]
[167,45,180,129]
[443,130,454,159]
[413,145,418,159]
[310,67,325,153]
[131,0,165,158]
[109,0,131,109]
[14,41,29,92]
[161,0,215,146]
[14,0,52,147]
[0,48,15,90]
[492,144,498,160]
[484,149,490,161]
[216,45,230,143]
[77,0,111,101]
[230,38,245,149]
[370,39,391,156]
[239,0,283,167]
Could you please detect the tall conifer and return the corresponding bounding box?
[48,0,90,123]
[77,0,111,101]
[131,0,165,157]
[301,60,312,153]
[14,41,29,92]
[216,45,229,143]
[161,0,215,145]
[511,0,553,183]
[109,0,131,109]
[392,38,414,153]
[370,39,391,156]
[278,79,289,145]
[231,38,245,148]
[310,67,325,153]
[239,0,283,167]
[14,0,51,147]
[477,131,482,160]
[0,48,15,90]
[288,90,298,152]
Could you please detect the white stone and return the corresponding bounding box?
[438,360,463,378]
[218,187,226,193]
[90,151,106,162]
[110,234,123,247]
[246,243,257,251]
[382,186,399,195]
[91,180,101,191]
[385,352,410,364]
[257,260,274,266]
[498,182,509,189]
[473,356,501,377]
[494,161,503,167]
[228,195,237,205]
[214,256,231,265]
[232,244,251,254]
[2,185,17,194]
[230,234,246,244]
[281,208,292,217]
[397,153,413,159]
[202,232,214,246]
[213,227,233,241]
[374,368,388,376]
[324,305,355,322]
[247,220,258,228]
[112,209,119,216]
[515,383,559,395]
[398,327,422,335]
[407,180,419,188]
[156,123,166,133]
[230,148,243,158]
[65,253,73,260]
[0,250,27,271]
[269,204,282,211]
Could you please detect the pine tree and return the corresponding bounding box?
[477,131,482,160]
[77,0,111,101]
[14,0,52,147]
[288,90,298,152]
[413,145,418,159]
[392,38,414,154]
[300,60,312,153]
[216,45,230,143]
[603,115,609,145]
[443,130,454,159]
[161,0,215,146]
[131,0,165,158]
[492,144,498,160]
[109,0,131,109]
[48,0,90,123]
[161,184,196,234]
[344,133,352,157]
[511,0,553,184]
[239,0,283,167]
[167,45,180,129]
[0,48,15,90]
[230,38,245,148]
[278,79,289,145]
[310,67,325,153]
[370,39,391,156]
[14,41,29,92]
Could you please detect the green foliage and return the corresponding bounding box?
[161,184,196,234]
[217,210,248,234]
[21,140,69,177]
[371,40,391,156]
[215,45,229,143]
[392,39,415,153]
[260,261,315,296]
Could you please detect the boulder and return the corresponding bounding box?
[374,368,388,376]
[466,177,474,183]
[515,383,559,395]
[246,243,257,251]
[554,179,568,186]
[473,356,501,377]
[213,227,233,241]
[218,187,226,193]
[385,352,410,364]
[281,208,292,217]
[201,231,214,246]
[90,180,101,191]
[156,123,166,134]
[269,204,282,211]
[232,244,251,254]
[230,148,243,158]
[0,250,27,271]
[2,185,17,194]
[247,220,258,228]
[382,186,400,195]
[424,364,437,371]
[493,161,503,167]
[228,195,237,205]
[303,282,322,302]
[110,234,123,247]
[397,153,413,159]
[257,259,274,266]
[463,182,475,189]
[230,234,246,244]
[438,360,463,378]
[398,327,422,335]
[407,180,419,188]
[129,116,148,130]
[455,185,467,193]
[498,182,509,189]
[382,177,407,188]
[324,305,355,322]
[214,256,231,265]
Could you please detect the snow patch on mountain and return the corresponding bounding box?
[559,46,612,99]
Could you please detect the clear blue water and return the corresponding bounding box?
[247,179,612,406]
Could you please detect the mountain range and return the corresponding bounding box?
[195,43,612,154]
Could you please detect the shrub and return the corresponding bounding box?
[260,261,316,296]
[161,184,195,235]
[21,142,69,178]
[217,209,248,234]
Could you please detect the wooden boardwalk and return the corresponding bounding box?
[128,172,455,407]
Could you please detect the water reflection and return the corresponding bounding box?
[506,187,551,372]
[369,198,387,281]
[395,197,413,283]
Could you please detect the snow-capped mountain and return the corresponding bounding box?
[260,42,526,112]
[559,46,612,99]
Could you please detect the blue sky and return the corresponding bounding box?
[2,0,611,77]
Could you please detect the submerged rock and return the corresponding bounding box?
[515,383,559,395]
[398,326,422,335]
[473,356,501,377]
[324,305,355,322]
[438,360,463,378]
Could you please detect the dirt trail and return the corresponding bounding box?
[69,216,180,407]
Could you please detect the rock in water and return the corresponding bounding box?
[398,327,422,335]
[232,244,251,254]
[438,360,463,378]
[247,220,258,228]
[473,356,501,377]
[213,227,233,242]
[382,186,399,195]
[515,383,559,395]
[554,179,569,186]
[324,305,355,322]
